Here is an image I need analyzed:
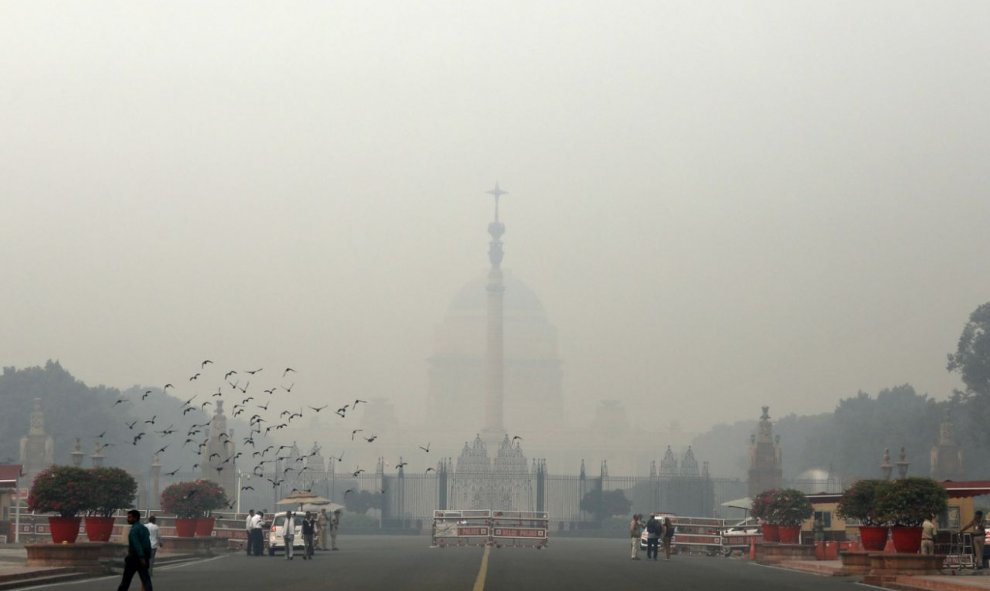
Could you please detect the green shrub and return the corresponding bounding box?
[28,465,93,518]
[876,477,948,527]
[837,479,890,527]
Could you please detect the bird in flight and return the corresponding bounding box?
[352,468,364,477]
[165,467,180,476]
[344,489,353,495]
[512,435,523,442]
[396,461,408,469]
[309,405,327,412]
[142,390,153,400]
[189,373,200,381]
[283,367,295,377]
[245,368,263,375]
[163,384,174,391]
[201,359,214,368]
[418,442,431,453]
[353,399,367,407]
[425,467,435,473]
[363,434,378,443]
[144,415,157,425]
[126,420,138,430]
[351,429,363,440]
[132,433,145,445]
[113,398,127,407]
[224,370,237,380]
[283,383,294,392]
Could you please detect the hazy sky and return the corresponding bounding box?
[3,2,989,434]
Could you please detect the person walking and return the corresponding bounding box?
[146,516,161,575]
[302,512,316,559]
[245,510,256,556]
[962,510,986,568]
[645,514,660,560]
[629,513,643,560]
[921,513,938,556]
[116,510,153,591]
[330,509,341,551]
[662,516,675,560]
[317,508,329,551]
[250,510,264,556]
[284,511,297,560]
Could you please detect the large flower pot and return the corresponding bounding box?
[48,516,82,544]
[174,518,197,538]
[84,516,116,542]
[761,523,780,542]
[195,516,216,537]
[778,525,801,544]
[858,525,889,551]
[891,526,923,554]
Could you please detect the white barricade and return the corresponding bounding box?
[491,510,549,549]
[432,510,491,547]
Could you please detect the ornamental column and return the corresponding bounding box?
[482,182,507,440]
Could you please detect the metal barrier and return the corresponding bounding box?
[491,511,549,548]
[432,510,550,549]
[432,510,492,547]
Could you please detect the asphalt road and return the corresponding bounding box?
[38,536,865,591]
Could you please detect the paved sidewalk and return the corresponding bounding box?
[779,559,990,591]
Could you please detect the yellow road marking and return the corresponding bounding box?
[473,544,491,591]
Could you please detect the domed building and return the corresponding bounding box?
[427,270,564,434]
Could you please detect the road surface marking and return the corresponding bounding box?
[473,544,491,591]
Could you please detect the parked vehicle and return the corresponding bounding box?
[640,514,725,556]
[267,511,305,556]
[719,517,761,556]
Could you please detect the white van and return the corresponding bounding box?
[267,511,305,555]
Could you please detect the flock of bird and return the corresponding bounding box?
[96,360,456,506]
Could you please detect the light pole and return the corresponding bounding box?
[237,470,251,514]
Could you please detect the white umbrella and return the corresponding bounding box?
[301,502,344,512]
[277,490,332,508]
[721,497,753,511]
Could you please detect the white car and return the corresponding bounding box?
[266,511,305,556]
[719,517,761,556]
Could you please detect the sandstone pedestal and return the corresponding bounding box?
[159,536,217,557]
[862,553,946,586]
[25,542,127,572]
[754,542,816,563]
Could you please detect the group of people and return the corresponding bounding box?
[246,507,341,559]
[921,509,987,568]
[629,513,675,561]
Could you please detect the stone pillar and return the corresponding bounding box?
[70,439,85,467]
[482,183,507,441]
[151,454,162,510]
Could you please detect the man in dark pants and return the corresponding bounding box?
[117,509,153,591]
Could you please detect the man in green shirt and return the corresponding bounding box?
[117,509,153,591]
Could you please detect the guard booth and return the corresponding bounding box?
[491,511,549,549]
[432,510,492,547]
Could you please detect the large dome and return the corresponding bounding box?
[446,270,547,317]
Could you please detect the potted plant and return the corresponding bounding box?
[161,480,229,537]
[770,489,814,544]
[85,467,137,542]
[27,465,93,543]
[836,479,891,551]
[875,477,948,553]
[751,489,780,542]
